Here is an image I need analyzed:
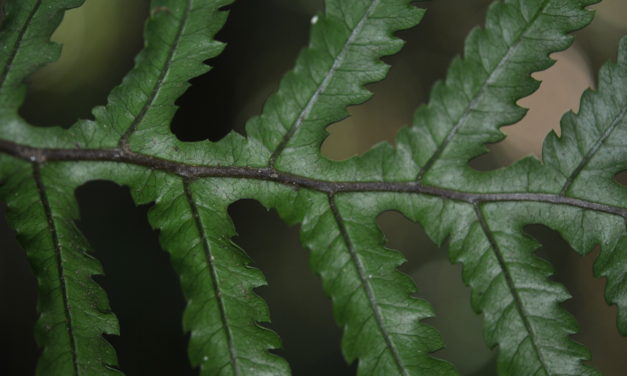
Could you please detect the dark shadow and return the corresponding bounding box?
[75,181,195,376]
[19,0,149,127]
[468,144,513,171]
[171,0,315,142]
[614,169,627,187]
[376,210,497,376]
[0,204,39,376]
[228,199,355,375]
[376,210,442,271]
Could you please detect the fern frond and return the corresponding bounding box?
[79,0,235,151]
[596,235,627,334]
[488,200,627,338]
[543,35,627,334]
[349,193,603,375]
[467,203,597,375]
[544,36,627,207]
[0,0,625,375]
[245,0,424,171]
[298,192,456,375]
[0,0,89,147]
[0,159,119,375]
[0,0,85,110]
[146,177,290,375]
[396,0,597,186]
[382,3,621,370]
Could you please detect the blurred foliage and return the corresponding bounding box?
[1,0,626,375]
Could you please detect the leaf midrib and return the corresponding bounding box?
[1,139,625,219]
[183,179,241,375]
[33,162,80,376]
[559,104,627,195]
[473,203,550,374]
[328,195,409,375]
[117,0,193,148]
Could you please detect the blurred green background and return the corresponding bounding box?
[1,0,626,375]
